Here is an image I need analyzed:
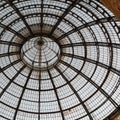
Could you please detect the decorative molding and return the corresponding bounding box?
[101,0,120,20]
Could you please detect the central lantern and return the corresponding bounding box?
[21,36,61,70]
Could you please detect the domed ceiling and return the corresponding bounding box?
[0,0,120,120]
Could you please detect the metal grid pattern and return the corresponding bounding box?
[0,0,120,120]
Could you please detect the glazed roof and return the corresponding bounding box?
[0,0,120,120]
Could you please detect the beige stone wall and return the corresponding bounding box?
[100,0,120,20]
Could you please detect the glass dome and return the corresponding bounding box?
[0,0,120,120]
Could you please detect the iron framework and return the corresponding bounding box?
[0,0,120,120]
